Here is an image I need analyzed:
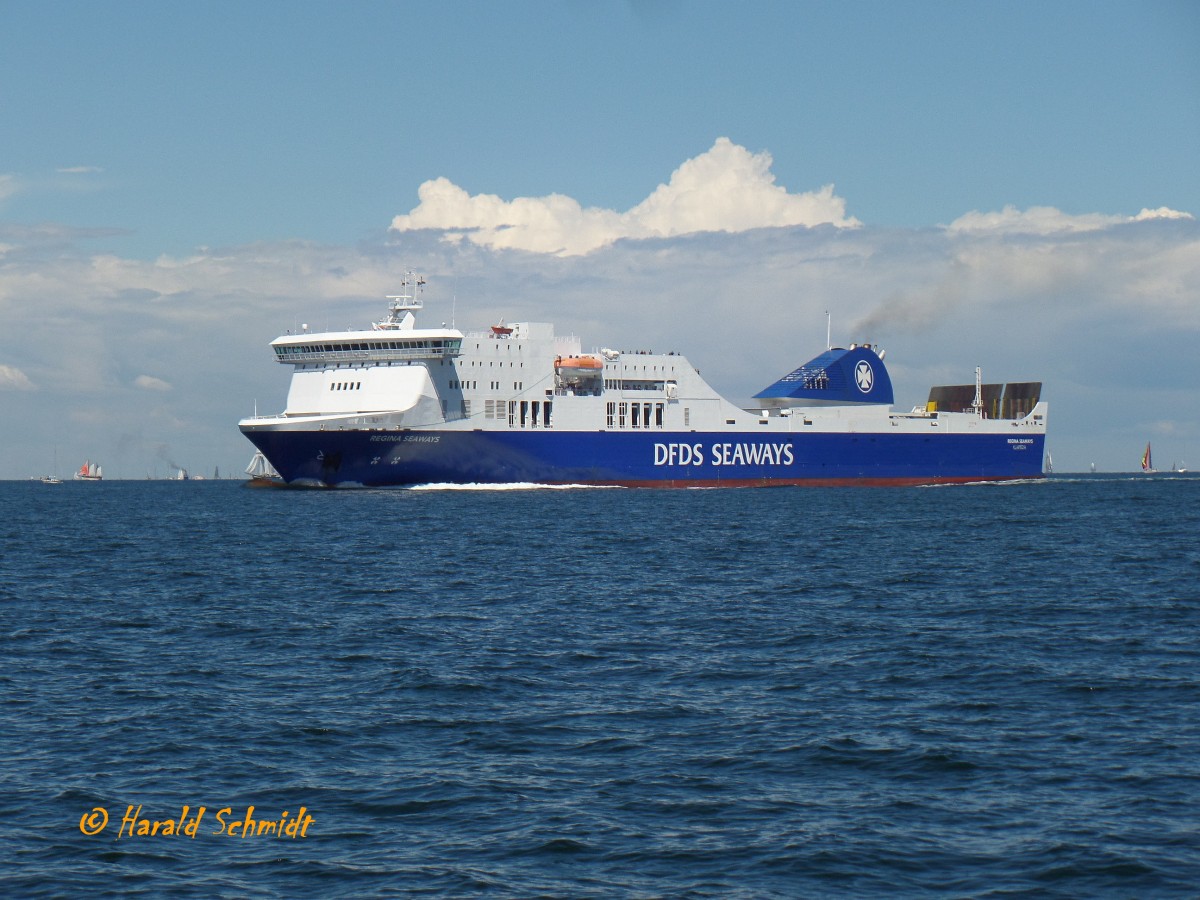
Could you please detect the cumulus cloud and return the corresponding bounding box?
[390,137,860,255]
[133,374,172,392]
[947,204,1194,235]
[0,364,35,390]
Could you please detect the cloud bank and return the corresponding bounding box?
[0,140,1197,477]
[390,138,861,255]
[948,204,1193,235]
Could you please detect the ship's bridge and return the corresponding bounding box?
[269,272,463,366]
[271,328,464,366]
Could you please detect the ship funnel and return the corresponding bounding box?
[753,344,894,407]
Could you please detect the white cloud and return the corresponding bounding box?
[134,374,172,392]
[1133,207,1194,223]
[0,174,18,203]
[57,166,104,175]
[390,138,860,255]
[0,364,35,390]
[947,204,1194,235]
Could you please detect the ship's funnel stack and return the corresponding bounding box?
[754,344,894,409]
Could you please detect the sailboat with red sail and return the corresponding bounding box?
[75,460,103,481]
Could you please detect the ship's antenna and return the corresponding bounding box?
[381,269,426,329]
[826,311,831,350]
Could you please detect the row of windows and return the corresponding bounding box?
[449,379,524,391]
[330,381,362,391]
[454,399,551,426]
[607,402,665,429]
[298,361,418,370]
[277,339,461,356]
[604,379,667,391]
[512,400,552,428]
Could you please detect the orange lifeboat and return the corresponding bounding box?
[554,355,603,371]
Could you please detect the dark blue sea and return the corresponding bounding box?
[3,475,1198,898]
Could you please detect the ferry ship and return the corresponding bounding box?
[239,273,1047,488]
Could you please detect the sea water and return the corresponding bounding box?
[2,475,1198,897]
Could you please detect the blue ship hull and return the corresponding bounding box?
[244,429,1046,488]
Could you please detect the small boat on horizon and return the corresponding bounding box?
[75,460,103,481]
[1140,443,1157,474]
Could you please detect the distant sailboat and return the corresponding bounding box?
[1172,461,1188,474]
[1045,450,1054,474]
[245,450,283,487]
[41,447,63,483]
[75,460,103,481]
[1140,443,1156,474]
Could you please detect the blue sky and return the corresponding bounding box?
[2,1,1198,478]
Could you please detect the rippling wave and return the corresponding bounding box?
[3,475,1198,897]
